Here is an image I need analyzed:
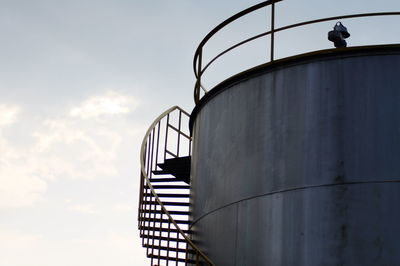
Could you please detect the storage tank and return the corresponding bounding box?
[189,45,400,265]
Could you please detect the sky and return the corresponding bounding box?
[0,1,399,266]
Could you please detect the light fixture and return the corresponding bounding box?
[328,21,350,48]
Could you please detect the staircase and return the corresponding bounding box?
[138,106,214,266]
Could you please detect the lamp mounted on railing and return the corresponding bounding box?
[328,21,350,48]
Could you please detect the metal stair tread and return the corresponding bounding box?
[155,156,191,184]
[144,193,189,198]
[151,170,170,175]
[148,178,181,183]
[142,201,190,207]
[139,226,190,234]
[147,254,196,264]
[140,234,187,243]
[149,184,190,189]
[141,209,190,215]
[143,243,195,254]
[139,217,189,224]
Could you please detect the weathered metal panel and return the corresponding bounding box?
[190,204,238,266]
[234,184,400,265]
[190,49,400,265]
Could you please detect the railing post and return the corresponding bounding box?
[196,48,203,103]
[189,136,192,156]
[166,221,171,266]
[146,134,152,177]
[177,111,182,157]
[164,114,170,162]
[157,211,162,266]
[155,121,161,173]
[270,0,275,61]
[149,128,156,178]
[176,232,179,263]
[138,145,146,221]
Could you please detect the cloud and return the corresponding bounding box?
[0,170,47,209]
[68,204,98,214]
[0,132,48,209]
[69,91,139,119]
[70,233,148,266]
[0,90,141,209]
[112,202,134,212]
[30,90,140,180]
[0,229,42,250]
[0,104,20,127]
[32,116,122,180]
[0,104,47,209]
[0,229,149,266]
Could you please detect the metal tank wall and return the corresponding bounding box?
[190,47,400,266]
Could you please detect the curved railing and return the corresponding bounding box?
[193,0,400,103]
[138,106,215,265]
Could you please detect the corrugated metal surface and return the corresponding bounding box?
[190,48,400,265]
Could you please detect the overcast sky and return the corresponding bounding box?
[1,1,399,266]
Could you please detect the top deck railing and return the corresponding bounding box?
[193,0,400,104]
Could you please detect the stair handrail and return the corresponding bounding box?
[139,105,215,265]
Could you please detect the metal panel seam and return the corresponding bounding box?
[191,179,400,226]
